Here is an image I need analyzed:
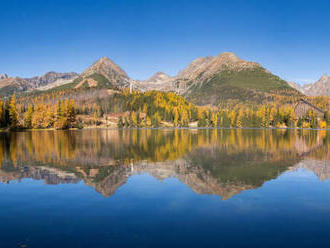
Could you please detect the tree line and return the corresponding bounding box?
[0,94,77,129]
[196,105,329,129]
[116,91,330,129]
[8,88,330,130]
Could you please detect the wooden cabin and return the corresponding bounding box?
[294,99,325,118]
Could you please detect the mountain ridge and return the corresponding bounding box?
[0,71,79,96]
[289,74,330,97]
[0,52,313,105]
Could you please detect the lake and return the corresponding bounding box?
[0,129,329,248]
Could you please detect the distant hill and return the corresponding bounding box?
[1,53,302,106]
[49,57,131,92]
[0,72,78,96]
[290,74,330,97]
[0,57,130,96]
[133,52,300,105]
[175,52,300,105]
[135,72,174,91]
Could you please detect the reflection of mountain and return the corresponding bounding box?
[0,129,329,199]
[291,160,330,181]
[0,166,79,185]
[134,159,264,200]
[84,159,262,199]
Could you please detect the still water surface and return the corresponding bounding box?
[0,129,329,247]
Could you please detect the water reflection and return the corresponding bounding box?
[0,129,329,199]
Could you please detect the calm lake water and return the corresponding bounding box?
[0,129,329,248]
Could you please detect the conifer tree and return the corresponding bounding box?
[117,116,124,128]
[325,111,330,126]
[9,94,19,128]
[24,105,34,128]
[0,98,5,127]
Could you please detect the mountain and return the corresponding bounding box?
[135,71,174,91]
[304,75,330,96]
[73,57,130,89]
[0,57,130,95]
[145,71,171,83]
[1,53,302,106]
[0,72,78,96]
[0,76,32,96]
[28,71,79,90]
[0,74,8,80]
[288,75,330,97]
[174,52,299,105]
[288,81,303,92]
[130,52,300,105]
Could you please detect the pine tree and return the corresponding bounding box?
[173,108,179,127]
[136,111,141,127]
[94,109,98,126]
[117,116,124,128]
[152,112,161,127]
[68,100,76,128]
[124,117,129,127]
[146,116,152,127]
[9,94,19,128]
[0,98,5,127]
[131,111,138,127]
[24,105,34,128]
[309,110,318,129]
[210,112,217,127]
[325,111,330,126]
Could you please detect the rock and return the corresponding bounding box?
[0,73,8,80]
[81,57,129,88]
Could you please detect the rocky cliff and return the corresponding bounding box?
[77,57,130,89]
[0,71,78,95]
[288,74,330,97]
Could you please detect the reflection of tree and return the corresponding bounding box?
[185,147,297,188]
[0,129,329,199]
[1,129,328,168]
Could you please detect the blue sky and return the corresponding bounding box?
[1,0,330,84]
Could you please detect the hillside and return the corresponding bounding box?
[184,65,299,105]
[135,72,174,91]
[1,53,303,106]
[302,75,330,97]
[132,52,300,105]
[0,72,78,96]
[47,57,131,92]
[175,53,300,105]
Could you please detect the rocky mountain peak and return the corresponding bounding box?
[291,74,330,96]
[146,71,171,83]
[216,52,241,62]
[154,71,168,77]
[211,52,259,70]
[320,74,329,82]
[176,56,214,79]
[25,71,79,88]
[82,56,128,80]
[0,73,8,80]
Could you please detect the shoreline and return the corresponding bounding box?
[1,126,329,132]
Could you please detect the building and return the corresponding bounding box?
[294,99,325,118]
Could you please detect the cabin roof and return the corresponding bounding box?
[297,98,325,114]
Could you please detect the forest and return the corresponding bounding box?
[0,94,77,130]
[0,89,329,130]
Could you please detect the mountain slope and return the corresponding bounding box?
[0,74,8,80]
[67,57,130,90]
[304,75,330,96]
[0,72,78,96]
[1,53,303,106]
[0,77,32,96]
[29,72,78,90]
[135,72,174,91]
[175,52,300,105]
